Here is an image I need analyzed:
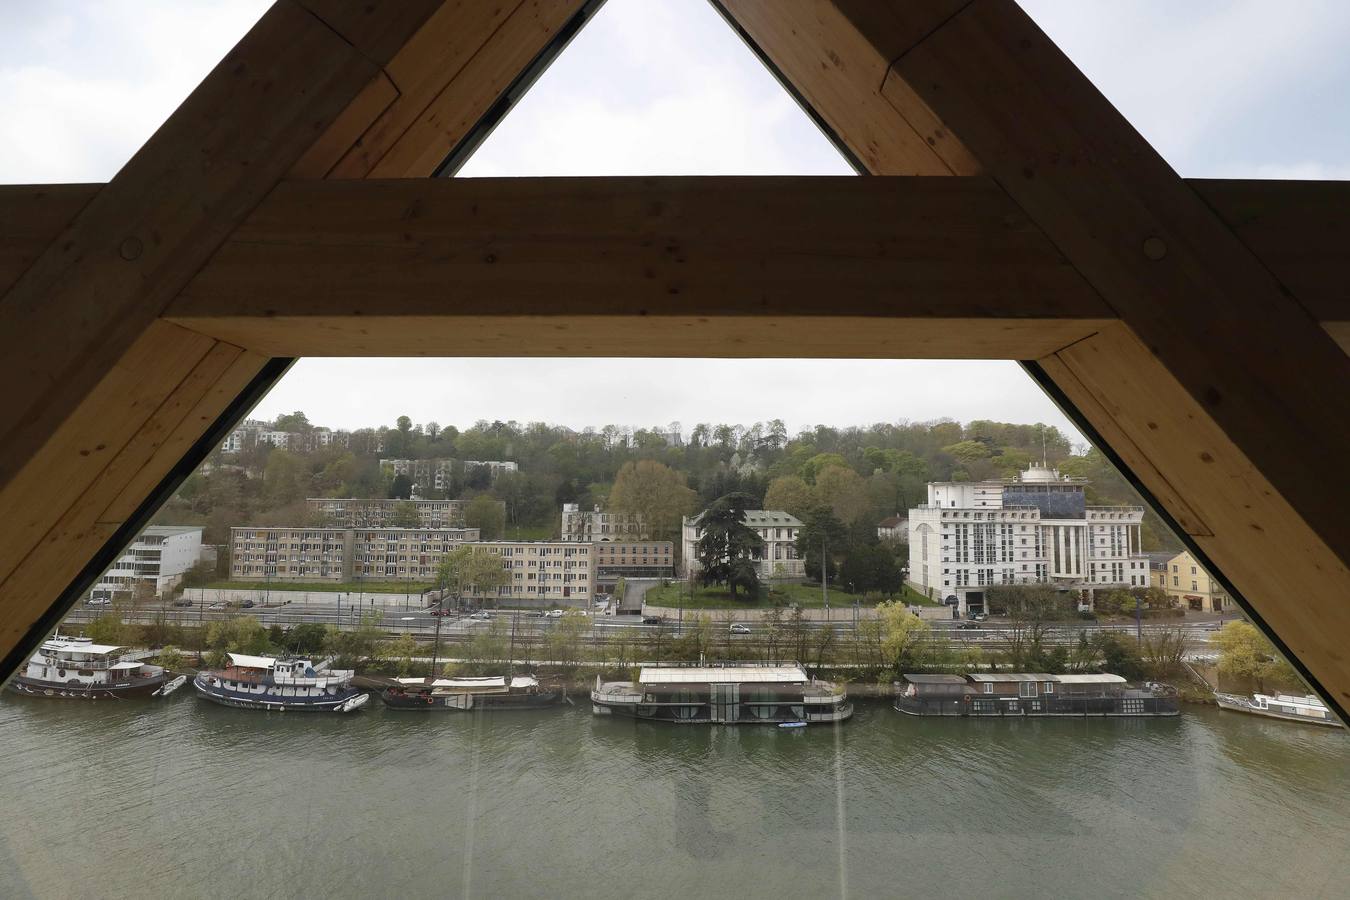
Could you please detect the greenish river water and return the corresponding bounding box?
[1,695,1346,899]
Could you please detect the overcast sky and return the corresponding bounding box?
[4,1,1347,440]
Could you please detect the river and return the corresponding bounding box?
[1,694,1346,899]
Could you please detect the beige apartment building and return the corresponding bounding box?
[560,503,646,541]
[463,541,596,607]
[230,526,479,582]
[593,541,675,587]
[1162,549,1231,612]
[681,510,805,579]
[307,497,503,529]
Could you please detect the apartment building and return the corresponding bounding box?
[464,542,595,607]
[306,497,503,529]
[681,510,805,579]
[876,514,908,540]
[1162,549,1231,613]
[91,525,203,600]
[464,460,518,479]
[560,503,647,541]
[230,526,480,582]
[907,465,1150,613]
[593,541,675,587]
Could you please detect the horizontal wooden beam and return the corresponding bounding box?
[162,176,1115,356]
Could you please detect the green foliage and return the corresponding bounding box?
[323,611,385,667]
[205,616,271,658]
[385,633,419,676]
[762,475,814,518]
[800,452,849,483]
[85,614,127,646]
[436,545,510,608]
[157,646,185,671]
[695,493,764,600]
[283,623,328,654]
[838,544,903,595]
[463,493,506,540]
[608,459,699,540]
[1216,621,1301,691]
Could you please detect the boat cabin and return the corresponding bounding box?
[896,672,1176,717]
[592,662,852,724]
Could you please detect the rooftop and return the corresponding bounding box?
[639,664,809,685]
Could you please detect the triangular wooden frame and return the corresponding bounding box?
[1,1,1346,715]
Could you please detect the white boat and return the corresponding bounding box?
[152,675,188,697]
[337,693,370,714]
[1214,691,1343,727]
[8,636,167,700]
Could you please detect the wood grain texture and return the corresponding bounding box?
[1047,326,1350,702]
[345,0,585,178]
[165,176,1108,340]
[878,1,1350,704]
[0,184,100,295]
[719,0,975,175]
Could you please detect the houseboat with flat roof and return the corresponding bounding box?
[895,673,1179,717]
[8,636,167,699]
[193,653,366,712]
[1215,691,1343,727]
[382,674,562,710]
[591,662,852,725]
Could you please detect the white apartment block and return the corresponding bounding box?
[307,497,503,529]
[560,503,647,542]
[230,526,480,582]
[464,542,595,607]
[92,525,203,600]
[464,460,518,479]
[907,465,1150,613]
[682,510,805,580]
[382,458,456,493]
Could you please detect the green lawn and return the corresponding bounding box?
[202,580,434,594]
[644,581,882,610]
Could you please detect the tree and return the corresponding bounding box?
[157,646,185,671]
[273,410,311,433]
[263,449,308,506]
[389,500,422,528]
[838,544,903,594]
[1216,621,1300,692]
[813,465,872,525]
[203,616,271,667]
[86,614,127,646]
[386,632,419,676]
[324,611,386,668]
[436,545,510,611]
[283,623,328,654]
[695,492,764,600]
[463,494,505,540]
[876,601,933,674]
[608,460,699,540]
[763,475,815,518]
[795,505,846,583]
[389,473,413,500]
[800,452,849,483]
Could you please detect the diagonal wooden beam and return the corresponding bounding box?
[0,0,583,671]
[852,1,1350,708]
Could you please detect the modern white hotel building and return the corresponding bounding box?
[907,465,1149,613]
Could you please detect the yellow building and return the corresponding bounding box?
[1163,550,1230,613]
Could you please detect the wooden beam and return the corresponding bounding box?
[717,0,977,175]
[164,176,1109,355]
[0,0,596,670]
[867,2,1350,705]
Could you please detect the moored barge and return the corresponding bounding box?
[8,636,167,700]
[591,662,852,725]
[895,673,1179,717]
[1215,691,1343,727]
[382,674,562,710]
[193,653,366,712]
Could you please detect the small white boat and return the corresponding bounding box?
[152,675,188,698]
[778,721,808,729]
[1215,691,1343,727]
[337,693,370,714]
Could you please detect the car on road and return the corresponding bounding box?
[172,598,193,607]
[468,611,492,621]
[956,621,981,630]
[430,607,455,617]
[86,597,112,606]
[641,615,664,625]
[241,599,255,608]
[524,611,545,618]
[207,602,224,610]
[729,623,752,635]
[544,609,564,619]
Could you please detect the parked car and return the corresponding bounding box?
[641,615,664,625]
[956,621,981,630]
[240,599,255,609]
[86,597,112,606]
[973,612,988,622]
[729,623,752,635]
